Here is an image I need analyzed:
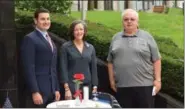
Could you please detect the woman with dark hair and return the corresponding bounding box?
[60,20,98,100]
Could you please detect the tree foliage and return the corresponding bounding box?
[15,0,73,14]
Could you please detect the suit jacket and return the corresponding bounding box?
[20,29,59,103]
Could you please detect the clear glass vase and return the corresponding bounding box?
[74,83,81,106]
[75,83,80,90]
[75,96,81,106]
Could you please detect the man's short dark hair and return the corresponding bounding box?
[68,20,87,40]
[34,8,50,19]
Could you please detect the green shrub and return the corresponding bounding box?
[15,11,184,102]
[161,54,184,101]
[164,7,170,14]
[154,36,184,59]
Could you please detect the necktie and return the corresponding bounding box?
[46,34,53,51]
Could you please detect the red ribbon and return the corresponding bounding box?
[74,90,82,102]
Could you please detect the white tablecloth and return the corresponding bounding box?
[46,100,112,108]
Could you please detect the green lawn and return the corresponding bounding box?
[70,8,184,49]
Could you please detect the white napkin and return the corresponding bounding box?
[152,86,156,96]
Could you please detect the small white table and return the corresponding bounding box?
[46,100,112,108]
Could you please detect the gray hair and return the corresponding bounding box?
[121,9,139,19]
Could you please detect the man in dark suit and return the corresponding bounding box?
[20,8,60,108]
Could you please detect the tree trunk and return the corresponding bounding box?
[142,0,145,10]
[78,0,80,11]
[125,0,128,9]
[174,0,177,7]
[88,0,94,10]
[125,0,132,9]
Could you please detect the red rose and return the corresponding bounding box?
[73,73,85,80]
